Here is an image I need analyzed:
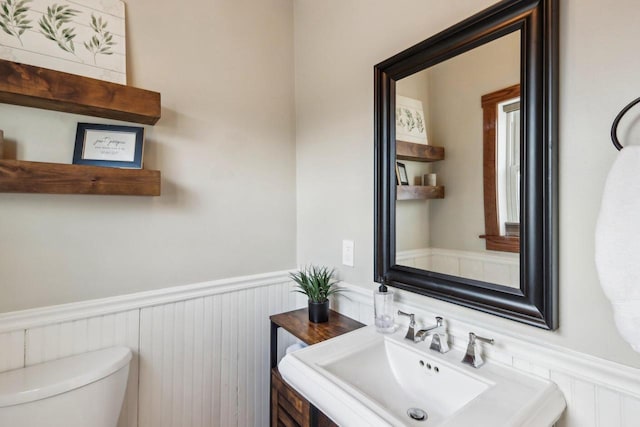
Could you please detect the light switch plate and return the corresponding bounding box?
[342,240,354,267]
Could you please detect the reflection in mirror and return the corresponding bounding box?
[481,84,521,253]
[376,0,558,329]
[395,30,520,289]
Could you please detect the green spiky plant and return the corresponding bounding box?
[290,265,342,303]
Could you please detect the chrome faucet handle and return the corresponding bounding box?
[397,311,415,341]
[461,332,494,368]
[429,317,450,353]
[430,333,450,353]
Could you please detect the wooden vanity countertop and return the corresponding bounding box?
[270,308,365,346]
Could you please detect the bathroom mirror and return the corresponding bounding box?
[374,0,558,329]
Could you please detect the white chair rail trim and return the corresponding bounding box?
[0,270,295,334]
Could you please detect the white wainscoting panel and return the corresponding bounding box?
[137,280,300,427]
[0,270,301,427]
[2,271,638,427]
[331,281,640,427]
[0,330,24,372]
[397,248,520,288]
[24,310,140,427]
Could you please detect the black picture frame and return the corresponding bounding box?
[374,0,558,329]
[73,123,144,169]
[396,162,409,185]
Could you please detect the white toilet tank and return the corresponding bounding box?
[0,346,132,427]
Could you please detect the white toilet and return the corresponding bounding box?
[0,346,132,427]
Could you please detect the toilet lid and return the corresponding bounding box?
[0,346,131,407]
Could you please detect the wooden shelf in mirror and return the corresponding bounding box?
[0,160,160,196]
[397,185,444,200]
[396,140,444,162]
[0,59,161,125]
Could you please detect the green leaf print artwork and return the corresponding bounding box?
[84,13,115,64]
[0,0,32,46]
[38,3,80,54]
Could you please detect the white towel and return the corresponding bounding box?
[285,342,308,354]
[595,146,640,352]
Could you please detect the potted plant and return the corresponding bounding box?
[290,265,341,323]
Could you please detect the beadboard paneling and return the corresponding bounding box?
[11,272,637,427]
[397,248,520,288]
[24,310,140,427]
[0,270,299,427]
[138,281,300,427]
[332,281,640,427]
[0,330,24,372]
[622,395,640,426]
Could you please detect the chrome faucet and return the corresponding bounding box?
[397,311,416,341]
[415,316,450,353]
[461,332,494,368]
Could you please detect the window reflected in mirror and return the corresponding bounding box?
[481,84,521,253]
[500,98,521,235]
[394,30,520,289]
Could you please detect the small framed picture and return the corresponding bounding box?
[396,162,409,185]
[73,123,144,169]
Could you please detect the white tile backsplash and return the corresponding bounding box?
[483,261,512,287]
[459,258,484,281]
[397,248,520,288]
[430,254,460,275]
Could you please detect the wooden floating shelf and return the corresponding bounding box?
[396,140,444,162]
[397,185,444,200]
[0,160,161,196]
[0,59,161,125]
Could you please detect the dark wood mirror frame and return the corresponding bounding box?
[374,0,558,329]
[481,83,521,253]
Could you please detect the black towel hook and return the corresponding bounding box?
[611,96,640,151]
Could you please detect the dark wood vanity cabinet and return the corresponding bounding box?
[269,308,364,427]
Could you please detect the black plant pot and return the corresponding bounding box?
[308,300,329,323]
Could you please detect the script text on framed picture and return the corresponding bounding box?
[73,123,144,169]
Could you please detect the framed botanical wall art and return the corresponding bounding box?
[73,123,144,169]
[0,0,126,83]
[396,95,428,145]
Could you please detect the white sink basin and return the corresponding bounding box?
[279,326,565,427]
